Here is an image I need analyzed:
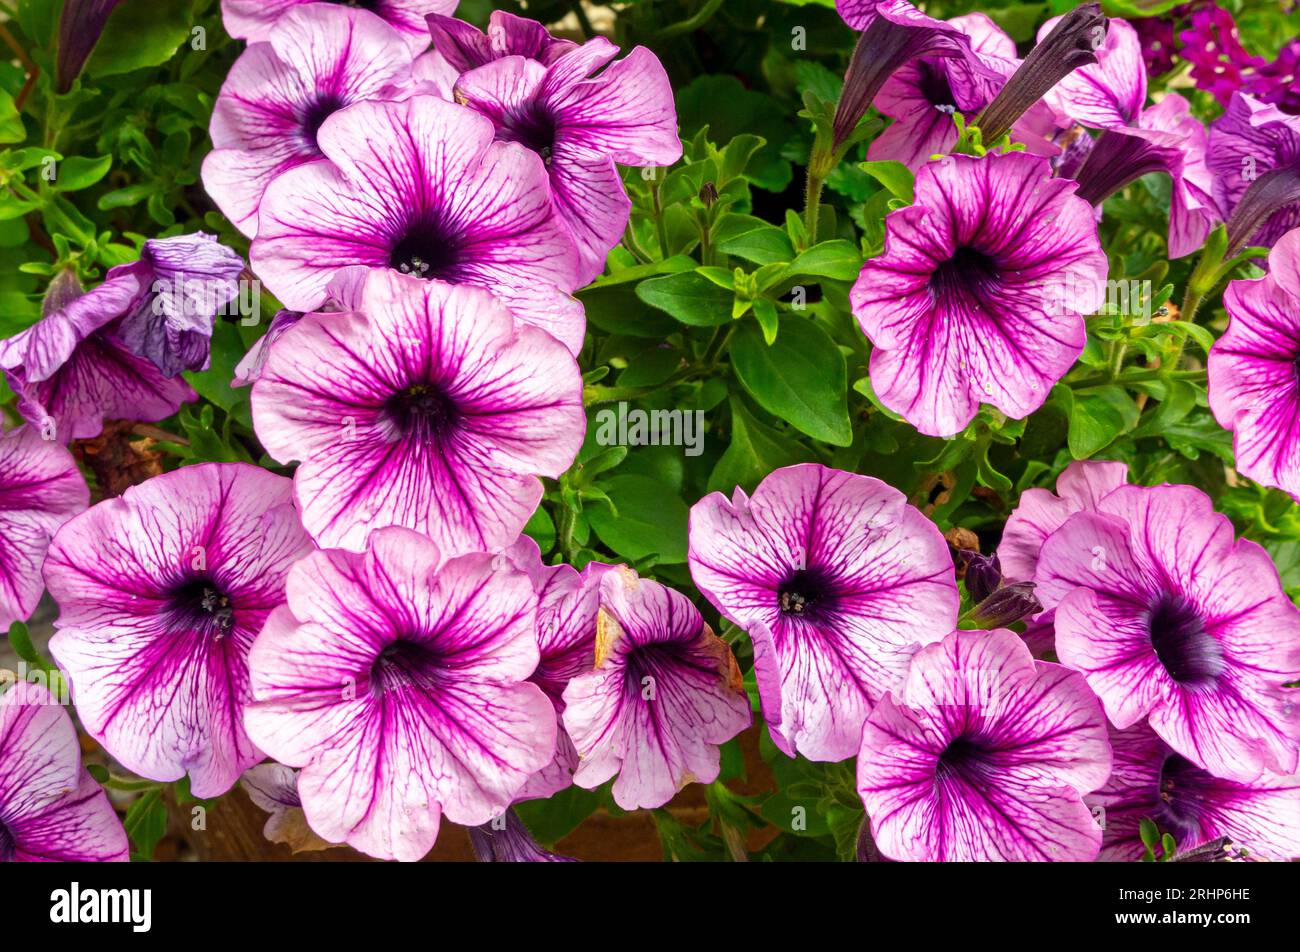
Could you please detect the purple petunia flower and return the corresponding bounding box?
[42,463,313,798]
[251,269,584,556]
[221,0,453,52]
[426,9,577,72]
[1087,721,1300,862]
[562,566,750,810]
[504,536,611,801]
[203,5,418,237]
[454,36,682,284]
[243,526,556,862]
[688,463,958,762]
[1036,483,1300,783]
[469,807,576,862]
[0,427,88,631]
[857,627,1112,862]
[1207,93,1300,252]
[1209,228,1300,498]
[1046,18,1218,258]
[0,681,129,862]
[248,94,585,353]
[851,151,1107,437]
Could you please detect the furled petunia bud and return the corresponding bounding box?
[469,809,576,863]
[55,0,122,94]
[960,550,1002,604]
[966,581,1043,628]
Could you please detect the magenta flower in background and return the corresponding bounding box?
[221,0,453,51]
[1207,93,1300,252]
[1179,2,1261,107]
[427,9,577,72]
[249,94,585,353]
[243,527,556,862]
[252,269,583,555]
[455,36,682,283]
[562,566,750,810]
[505,536,612,801]
[43,463,313,798]
[1131,10,1177,78]
[1036,484,1300,783]
[0,269,196,442]
[0,681,128,862]
[0,427,88,631]
[203,5,417,237]
[689,463,957,762]
[1209,228,1300,498]
[857,628,1112,862]
[851,151,1107,437]
[1088,722,1300,862]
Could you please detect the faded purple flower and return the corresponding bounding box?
[1209,228,1300,498]
[562,566,750,810]
[454,36,681,283]
[251,269,584,555]
[851,151,1107,437]
[231,310,302,388]
[469,807,575,862]
[1036,483,1300,783]
[241,762,332,851]
[249,94,585,353]
[689,463,958,762]
[0,681,128,862]
[221,0,453,52]
[426,9,577,72]
[243,527,556,862]
[1207,92,1300,252]
[203,4,418,237]
[43,463,313,798]
[1088,721,1300,862]
[857,628,1112,862]
[0,427,88,632]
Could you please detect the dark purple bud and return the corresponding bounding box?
[469,808,577,863]
[1224,162,1300,256]
[976,4,1107,144]
[967,581,1042,628]
[56,0,124,95]
[699,181,719,207]
[961,551,1002,604]
[1072,129,1180,206]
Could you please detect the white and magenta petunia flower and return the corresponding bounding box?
[248,94,585,353]
[454,37,681,284]
[1209,228,1300,499]
[688,463,958,762]
[220,0,454,52]
[1207,93,1300,251]
[203,4,418,237]
[0,681,128,862]
[43,463,313,798]
[426,9,577,72]
[251,269,584,556]
[0,426,88,631]
[1047,19,1218,259]
[243,526,556,862]
[562,566,750,810]
[857,627,1112,862]
[505,536,611,801]
[1036,483,1300,783]
[851,151,1107,437]
[1087,721,1300,862]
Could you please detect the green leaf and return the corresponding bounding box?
[513,785,603,847]
[587,474,689,563]
[51,155,112,192]
[87,1,194,79]
[764,239,862,288]
[860,160,915,203]
[752,297,779,345]
[124,789,168,862]
[708,399,817,495]
[635,271,734,326]
[731,319,852,445]
[1058,385,1139,458]
[0,90,25,144]
[714,214,794,265]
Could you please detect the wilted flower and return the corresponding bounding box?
[0,681,129,862]
[689,463,958,762]
[249,94,585,353]
[43,463,313,797]
[1207,92,1300,252]
[851,151,1107,437]
[1088,721,1300,862]
[221,0,453,52]
[231,310,302,388]
[243,527,556,862]
[562,566,750,810]
[454,36,681,283]
[0,426,88,631]
[964,581,1043,629]
[203,4,418,237]
[1209,227,1300,498]
[251,269,584,555]
[241,762,330,852]
[469,807,576,862]
[857,628,1112,861]
[1036,483,1300,783]
[427,9,577,72]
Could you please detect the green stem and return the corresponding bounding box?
[1069,368,1207,392]
[556,503,578,564]
[655,0,725,39]
[570,1,595,39]
[803,168,825,244]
